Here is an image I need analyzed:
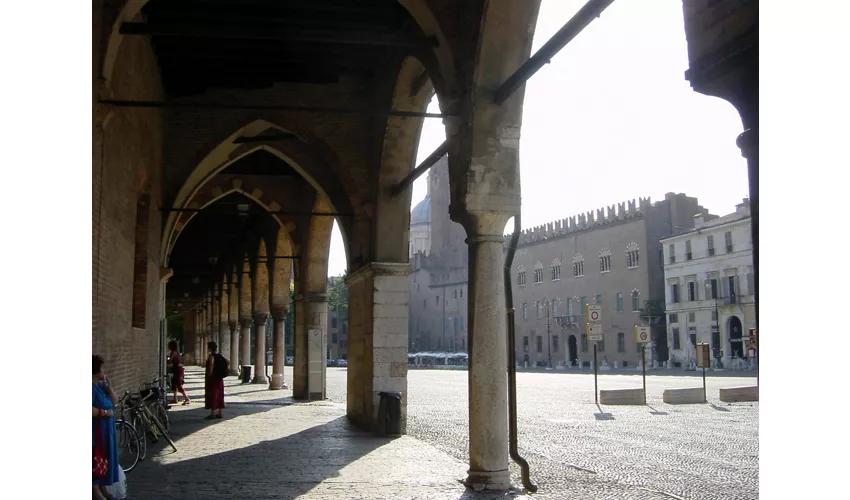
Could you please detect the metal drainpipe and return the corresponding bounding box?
[504,214,537,492]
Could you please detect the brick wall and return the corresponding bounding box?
[93,31,164,395]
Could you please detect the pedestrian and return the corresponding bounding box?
[204,341,227,420]
[168,340,191,405]
[92,354,120,499]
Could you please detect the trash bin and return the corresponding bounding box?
[375,391,402,437]
[241,365,252,384]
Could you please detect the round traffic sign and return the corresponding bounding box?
[590,310,600,322]
[639,331,648,341]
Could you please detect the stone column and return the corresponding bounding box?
[293,294,328,399]
[270,311,288,389]
[465,212,512,491]
[252,313,269,384]
[239,317,252,376]
[229,320,240,375]
[737,127,759,382]
[346,263,411,432]
[219,320,230,360]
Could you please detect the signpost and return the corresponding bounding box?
[634,325,651,404]
[696,342,711,402]
[587,304,602,403]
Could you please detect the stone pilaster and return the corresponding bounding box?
[229,321,239,376]
[464,212,512,491]
[270,311,288,390]
[252,313,270,384]
[346,262,411,433]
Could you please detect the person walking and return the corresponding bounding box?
[168,340,191,405]
[92,354,120,499]
[204,341,227,420]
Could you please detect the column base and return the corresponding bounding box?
[463,468,511,492]
[269,373,288,390]
[252,375,269,384]
[229,369,240,376]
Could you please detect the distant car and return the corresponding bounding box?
[326,359,337,367]
[285,356,294,366]
[337,359,348,367]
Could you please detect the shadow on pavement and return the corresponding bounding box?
[646,404,669,416]
[593,403,615,421]
[129,411,393,500]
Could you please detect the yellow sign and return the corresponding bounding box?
[634,325,651,343]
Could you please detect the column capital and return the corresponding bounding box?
[239,317,252,328]
[736,128,758,159]
[459,210,514,242]
[254,312,270,323]
[271,309,290,320]
[346,262,411,285]
[228,320,238,330]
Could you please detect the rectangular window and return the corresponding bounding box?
[725,231,733,253]
[688,312,696,323]
[707,235,715,256]
[616,292,624,312]
[581,335,588,352]
[598,339,605,352]
[536,301,542,319]
[332,318,338,328]
[671,284,680,303]
[595,294,603,306]
[632,292,640,312]
[523,336,529,353]
[553,335,559,352]
[669,313,678,324]
[746,269,754,296]
[711,310,718,322]
[552,265,561,280]
[685,240,692,261]
[567,298,573,318]
[332,333,338,344]
[460,289,463,298]
[553,299,559,317]
[536,336,543,353]
[728,276,737,303]
[672,328,681,350]
[709,279,718,299]
[687,281,696,301]
[690,332,697,347]
[131,194,151,329]
[617,332,625,352]
[668,244,676,264]
[580,297,587,315]
[423,299,427,308]
[522,302,527,320]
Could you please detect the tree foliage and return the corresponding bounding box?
[328,272,348,319]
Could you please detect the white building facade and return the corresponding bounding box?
[661,199,755,370]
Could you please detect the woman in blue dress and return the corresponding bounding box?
[92,354,120,500]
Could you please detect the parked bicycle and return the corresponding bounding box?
[119,388,177,456]
[115,417,141,473]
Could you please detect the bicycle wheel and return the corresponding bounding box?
[130,413,147,460]
[154,401,169,432]
[115,419,140,473]
[151,413,177,452]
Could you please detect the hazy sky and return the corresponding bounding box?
[327,0,748,277]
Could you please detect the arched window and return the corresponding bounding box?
[618,332,625,352]
[517,265,527,286]
[572,254,585,277]
[534,261,544,284]
[551,258,562,281]
[631,290,640,312]
[626,242,640,269]
[599,247,612,273]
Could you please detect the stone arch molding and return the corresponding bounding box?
[161,119,351,263]
[165,179,298,263]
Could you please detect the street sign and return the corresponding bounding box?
[588,323,602,341]
[587,304,602,323]
[634,325,651,343]
[696,342,711,369]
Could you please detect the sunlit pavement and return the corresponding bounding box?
[127,366,757,499]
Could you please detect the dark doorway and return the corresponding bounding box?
[728,316,744,359]
[568,335,578,366]
[711,325,721,367]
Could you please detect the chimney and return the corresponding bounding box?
[694,213,705,229]
[736,198,751,216]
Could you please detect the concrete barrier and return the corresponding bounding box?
[599,388,645,405]
[663,387,705,404]
[719,385,759,402]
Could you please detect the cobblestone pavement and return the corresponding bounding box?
[129,366,757,499]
